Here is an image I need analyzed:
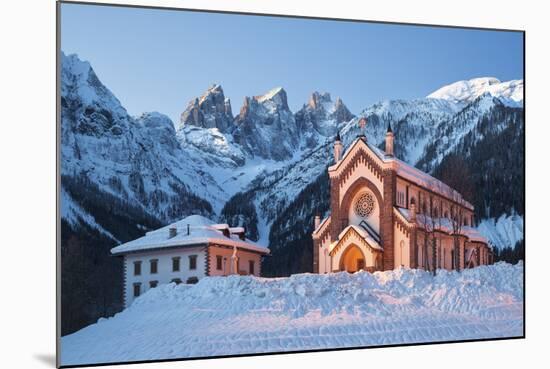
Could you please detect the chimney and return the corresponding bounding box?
[334,131,343,162]
[410,198,417,222]
[314,214,321,230]
[385,123,394,157]
[169,226,177,238]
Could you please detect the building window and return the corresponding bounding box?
[172,257,180,272]
[149,280,158,288]
[397,191,405,207]
[249,260,255,275]
[216,255,223,270]
[150,259,158,274]
[133,261,142,276]
[189,255,197,270]
[133,283,141,297]
[451,249,455,269]
[171,278,182,285]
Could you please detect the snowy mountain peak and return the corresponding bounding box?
[334,96,345,109]
[179,84,234,132]
[253,87,289,111]
[308,91,332,110]
[137,112,175,131]
[292,92,354,150]
[199,84,223,103]
[233,87,298,160]
[62,52,92,78]
[427,77,523,106]
[304,91,354,122]
[61,52,128,121]
[61,52,133,139]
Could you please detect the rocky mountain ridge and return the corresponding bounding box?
[61,52,524,265]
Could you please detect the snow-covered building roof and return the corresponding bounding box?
[328,224,384,257]
[337,225,384,251]
[329,137,474,210]
[111,215,269,256]
[396,207,489,245]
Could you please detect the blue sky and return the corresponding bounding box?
[60,3,523,123]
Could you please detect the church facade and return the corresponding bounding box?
[312,118,493,274]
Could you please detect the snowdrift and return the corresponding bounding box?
[61,262,523,366]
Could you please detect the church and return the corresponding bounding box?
[312,118,493,274]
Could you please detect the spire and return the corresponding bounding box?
[334,131,343,163]
[314,214,321,230]
[358,117,367,138]
[385,123,395,157]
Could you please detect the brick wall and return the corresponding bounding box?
[330,176,341,241]
[382,169,396,270]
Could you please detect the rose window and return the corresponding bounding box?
[354,192,375,218]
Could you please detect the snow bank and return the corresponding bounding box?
[61,262,523,366]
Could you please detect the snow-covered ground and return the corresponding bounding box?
[61,262,523,366]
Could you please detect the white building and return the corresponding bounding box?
[111,215,270,307]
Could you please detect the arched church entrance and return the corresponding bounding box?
[339,244,366,273]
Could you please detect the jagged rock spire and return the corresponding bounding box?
[233,86,298,161]
[179,84,234,132]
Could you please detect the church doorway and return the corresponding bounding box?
[339,244,366,273]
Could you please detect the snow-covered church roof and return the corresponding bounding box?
[330,137,474,210]
[111,215,269,256]
[396,208,489,245]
